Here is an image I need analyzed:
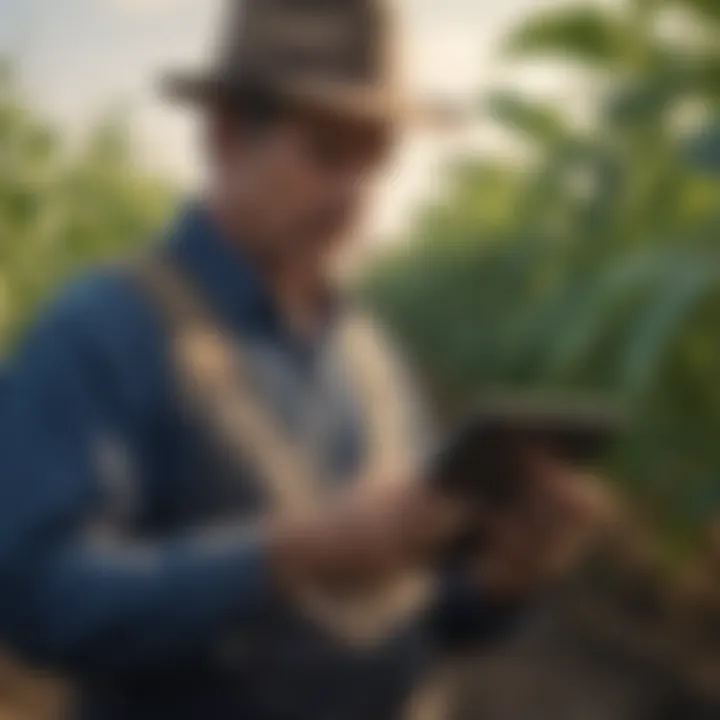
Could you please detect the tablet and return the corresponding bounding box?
[429,395,623,506]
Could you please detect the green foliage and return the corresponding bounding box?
[504,6,633,68]
[486,92,568,145]
[0,64,174,347]
[671,0,720,24]
[364,0,720,544]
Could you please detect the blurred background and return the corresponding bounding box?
[2,0,720,717]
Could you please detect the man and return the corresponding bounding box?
[0,1,610,718]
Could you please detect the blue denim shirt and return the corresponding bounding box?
[0,206,512,720]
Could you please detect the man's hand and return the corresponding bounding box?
[473,448,619,601]
[269,476,470,595]
[268,450,618,604]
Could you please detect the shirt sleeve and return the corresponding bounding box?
[0,281,274,674]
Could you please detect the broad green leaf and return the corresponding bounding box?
[504,6,630,68]
[669,0,720,23]
[486,92,569,144]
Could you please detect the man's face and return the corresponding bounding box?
[217,108,392,266]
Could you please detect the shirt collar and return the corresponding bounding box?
[167,203,281,338]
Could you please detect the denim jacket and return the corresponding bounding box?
[0,205,514,720]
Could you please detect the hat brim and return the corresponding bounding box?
[160,71,463,130]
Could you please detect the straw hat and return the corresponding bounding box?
[162,0,456,128]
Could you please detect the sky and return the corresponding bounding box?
[0,0,573,236]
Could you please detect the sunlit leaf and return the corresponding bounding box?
[504,6,630,67]
[669,0,720,23]
[486,92,569,144]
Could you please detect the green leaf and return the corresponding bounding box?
[486,92,569,144]
[684,122,720,176]
[620,256,718,395]
[504,6,630,68]
[669,0,720,23]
